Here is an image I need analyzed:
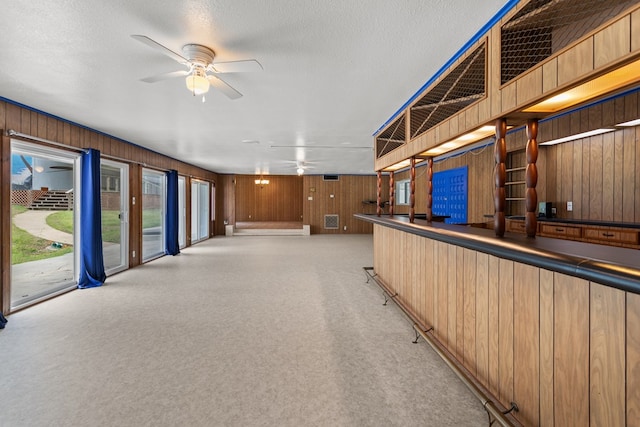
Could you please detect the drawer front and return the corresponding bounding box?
[540,224,582,238]
[584,228,639,244]
[507,220,526,234]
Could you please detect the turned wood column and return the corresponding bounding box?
[376,171,382,217]
[494,118,507,237]
[389,171,395,216]
[525,119,539,237]
[426,157,433,222]
[410,157,416,223]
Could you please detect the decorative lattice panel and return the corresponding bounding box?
[375,113,406,158]
[10,190,47,206]
[501,0,636,85]
[410,43,486,140]
[324,214,339,229]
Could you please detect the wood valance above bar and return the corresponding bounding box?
[355,213,640,295]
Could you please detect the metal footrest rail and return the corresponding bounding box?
[362,267,519,427]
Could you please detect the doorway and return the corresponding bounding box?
[10,140,79,309]
[191,179,209,244]
[101,160,129,274]
[141,168,165,262]
[178,175,186,248]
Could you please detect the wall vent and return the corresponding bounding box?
[324,214,339,229]
[323,175,339,181]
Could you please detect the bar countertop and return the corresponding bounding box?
[355,214,640,295]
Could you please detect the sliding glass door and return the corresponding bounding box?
[10,140,79,309]
[191,180,209,244]
[178,175,186,248]
[142,168,165,261]
[101,160,129,274]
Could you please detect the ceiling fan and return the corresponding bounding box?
[131,35,263,100]
[282,160,317,175]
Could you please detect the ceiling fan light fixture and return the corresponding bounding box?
[185,68,210,95]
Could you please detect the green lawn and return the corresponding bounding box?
[45,210,73,234]
[12,205,73,265]
[12,205,160,264]
[47,210,123,243]
[143,209,162,228]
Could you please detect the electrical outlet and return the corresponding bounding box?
[308,196,313,201]
[330,194,334,198]
[132,250,136,258]
[567,201,573,211]
[343,225,347,231]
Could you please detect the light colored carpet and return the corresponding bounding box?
[0,235,486,426]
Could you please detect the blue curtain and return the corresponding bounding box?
[165,169,180,256]
[78,149,106,288]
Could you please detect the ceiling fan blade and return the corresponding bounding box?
[209,59,263,73]
[207,75,242,99]
[141,69,190,83]
[131,35,188,64]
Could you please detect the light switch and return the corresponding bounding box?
[567,201,573,211]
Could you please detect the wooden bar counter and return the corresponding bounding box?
[356,213,640,427]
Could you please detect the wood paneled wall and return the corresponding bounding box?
[0,100,220,313]
[373,224,640,427]
[542,91,640,222]
[224,174,385,234]
[233,175,303,222]
[390,145,497,224]
[302,175,386,234]
[387,90,640,225]
[220,174,235,229]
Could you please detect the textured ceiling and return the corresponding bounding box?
[0,0,509,175]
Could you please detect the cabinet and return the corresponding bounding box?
[506,219,526,234]
[583,227,640,247]
[506,218,640,249]
[539,223,582,240]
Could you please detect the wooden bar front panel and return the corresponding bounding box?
[373,224,640,427]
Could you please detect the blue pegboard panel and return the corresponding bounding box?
[432,166,468,224]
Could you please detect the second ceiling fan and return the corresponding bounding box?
[132,35,262,100]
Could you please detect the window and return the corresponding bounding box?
[100,169,120,192]
[396,179,410,205]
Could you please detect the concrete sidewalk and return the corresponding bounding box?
[12,210,74,245]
